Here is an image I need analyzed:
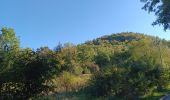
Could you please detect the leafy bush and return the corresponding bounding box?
[87,50,170,99]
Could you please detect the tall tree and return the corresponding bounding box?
[0,28,20,70]
[0,28,20,99]
[141,0,170,31]
[0,28,19,51]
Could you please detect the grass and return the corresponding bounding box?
[141,84,170,100]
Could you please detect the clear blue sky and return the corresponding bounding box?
[0,0,170,49]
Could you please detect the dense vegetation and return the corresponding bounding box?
[0,28,170,99]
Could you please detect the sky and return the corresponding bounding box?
[0,0,170,49]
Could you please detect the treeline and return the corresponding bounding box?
[0,28,170,99]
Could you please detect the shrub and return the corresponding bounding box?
[87,52,170,99]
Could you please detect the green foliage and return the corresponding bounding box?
[0,28,20,51]
[141,0,170,31]
[94,48,111,67]
[0,28,20,71]
[87,66,126,97]
[86,37,170,99]
[0,47,62,99]
[0,29,170,100]
[0,28,61,99]
[88,58,170,99]
[77,44,95,63]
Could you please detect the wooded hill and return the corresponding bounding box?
[0,28,170,99]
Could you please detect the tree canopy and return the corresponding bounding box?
[141,0,170,31]
[0,28,170,99]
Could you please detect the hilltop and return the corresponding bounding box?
[0,29,170,100]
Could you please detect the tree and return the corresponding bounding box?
[95,47,112,67]
[141,0,170,31]
[88,48,170,99]
[0,27,20,75]
[0,28,21,99]
[0,28,20,51]
[0,28,20,70]
[60,44,80,74]
[54,42,63,52]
